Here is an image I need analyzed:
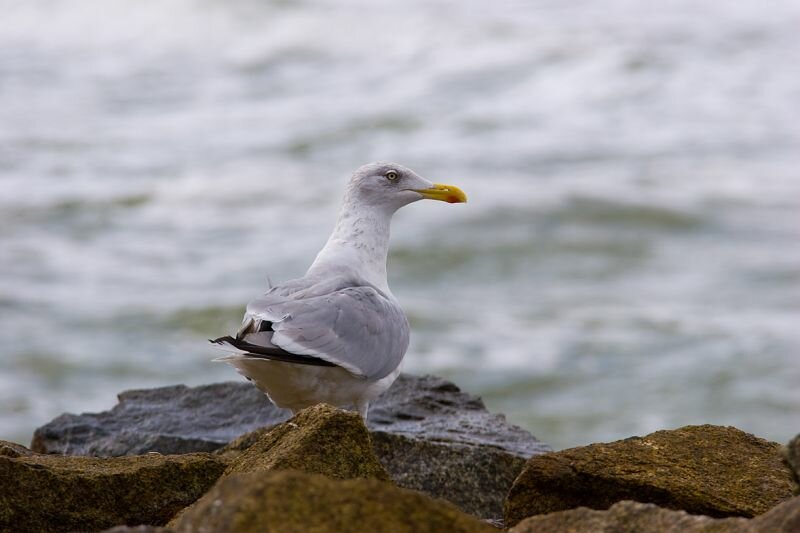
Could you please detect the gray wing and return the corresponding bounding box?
[240,278,410,380]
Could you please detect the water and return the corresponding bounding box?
[1,0,799,450]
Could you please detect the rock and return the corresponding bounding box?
[785,434,800,488]
[369,375,548,457]
[33,375,547,458]
[376,374,552,519]
[224,403,389,481]
[169,405,388,529]
[215,426,273,460]
[505,425,797,527]
[371,432,525,520]
[171,469,495,533]
[218,415,525,520]
[33,374,549,519]
[0,447,226,533]
[510,500,751,532]
[0,439,35,458]
[747,494,800,532]
[103,526,172,533]
[511,496,800,533]
[31,382,290,456]
[367,375,549,519]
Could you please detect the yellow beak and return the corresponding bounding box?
[412,183,468,204]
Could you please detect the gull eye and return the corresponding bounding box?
[385,170,399,181]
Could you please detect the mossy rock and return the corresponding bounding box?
[0,440,35,458]
[505,425,797,527]
[223,403,389,481]
[100,527,172,533]
[0,443,226,533]
[217,413,526,520]
[511,496,800,533]
[215,426,274,460]
[172,469,495,533]
[510,500,750,532]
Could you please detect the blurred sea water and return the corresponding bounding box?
[1,0,799,449]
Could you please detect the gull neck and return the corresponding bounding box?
[308,202,395,295]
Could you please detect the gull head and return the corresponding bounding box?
[345,162,467,213]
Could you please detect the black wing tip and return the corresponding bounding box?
[209,334,336,368]
[240,352,337,367]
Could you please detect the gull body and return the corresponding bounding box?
[212,162,466,417]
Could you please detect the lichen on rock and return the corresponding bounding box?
[509,497,800,533]
[511,496,800,533]
[223,403,390,481]
[172,469,495,533]
[505,424,798,527]
[0,444,226,533]
[0,439,35,458]
[510,500,751,532]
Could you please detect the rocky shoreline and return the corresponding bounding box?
[2,374,798,532]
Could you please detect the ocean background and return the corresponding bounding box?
[1,0,799,450]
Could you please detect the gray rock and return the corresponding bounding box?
[365,375,550,518]
[31,374,549,520]
[369,374,547,458]
[785,434,800,488]
[372,431,527,520]
[32,374,547,458]
[31,382,290,456]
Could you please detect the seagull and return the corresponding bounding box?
[211,162,467,418]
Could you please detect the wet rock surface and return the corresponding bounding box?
[368,374,548,457]
[223,403,389,481]
[31,381,290,456]
[32,374,548,458]
[171,469,495,533]
[505,425,797,527]
[0,444,226,533]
